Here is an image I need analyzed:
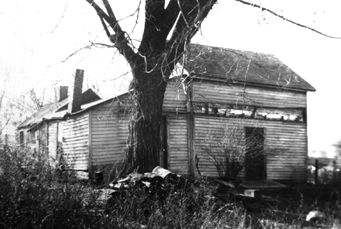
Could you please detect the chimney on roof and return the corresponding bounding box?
[68,69,84,113]
[59,86,68,101]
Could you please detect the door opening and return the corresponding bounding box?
[245,127,266,180]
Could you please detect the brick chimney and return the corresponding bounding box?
[59,86,68,101]
[68,69,84,113]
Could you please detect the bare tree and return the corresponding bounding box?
[84,0,217,173]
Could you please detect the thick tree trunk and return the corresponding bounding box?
[124,61,168,173]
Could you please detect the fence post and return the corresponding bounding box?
[315,159,318,185]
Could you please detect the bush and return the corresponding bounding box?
[202,123,245,179]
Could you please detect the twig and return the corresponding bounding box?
[234,0,341,39]
[50,0,69,33]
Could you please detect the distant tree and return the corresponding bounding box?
[0,77,12,146]
[0,76,22,147]
[28,88,46,110]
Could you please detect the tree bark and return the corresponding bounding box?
[124,57,169,173]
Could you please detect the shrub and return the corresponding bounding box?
[202,122,245,179]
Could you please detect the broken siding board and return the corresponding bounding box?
[62,112,89,171]
[167,115,189,174]
[193,81,306,108]
[194,116,307,181]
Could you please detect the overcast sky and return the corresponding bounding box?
[1,0,340,156]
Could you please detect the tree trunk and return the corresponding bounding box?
[124,60,168,173]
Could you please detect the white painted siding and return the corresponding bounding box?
[62,113,89,170]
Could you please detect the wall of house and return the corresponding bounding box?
[192,78,309,182]
[62,113,89,170]
[194,116,307,181]
[73,78,308,182]
[89,100,128,176]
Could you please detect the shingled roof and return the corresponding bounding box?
[181,44,315,91]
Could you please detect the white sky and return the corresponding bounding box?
[0,0,340,157]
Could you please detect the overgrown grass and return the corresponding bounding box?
[0,146,248,228]
[1,146,340,228]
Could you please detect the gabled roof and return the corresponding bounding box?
[181,44,315,91]
[63,45,316,116]
[18,89,101,130]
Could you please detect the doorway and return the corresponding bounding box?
[245,127,266,180]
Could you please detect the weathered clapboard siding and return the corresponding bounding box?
[167,115,189,174]
[194,116,307,181]
[89,101,128,167]
[62,113,89,170]
[193,81,307,108]
[163,80,187,113]
[47,121,58,159]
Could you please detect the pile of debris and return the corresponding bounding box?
[107,166,193,205]
[102,166,258,212]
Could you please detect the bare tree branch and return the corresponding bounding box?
[85,0,139,66]
[234,0,341,39]
[102,0,115,18]
[60,42,115,63]
[163,0,217,75]
[51,0,69,33]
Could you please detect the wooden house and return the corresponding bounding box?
[18,44,315,182]
[17,69,101,163]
